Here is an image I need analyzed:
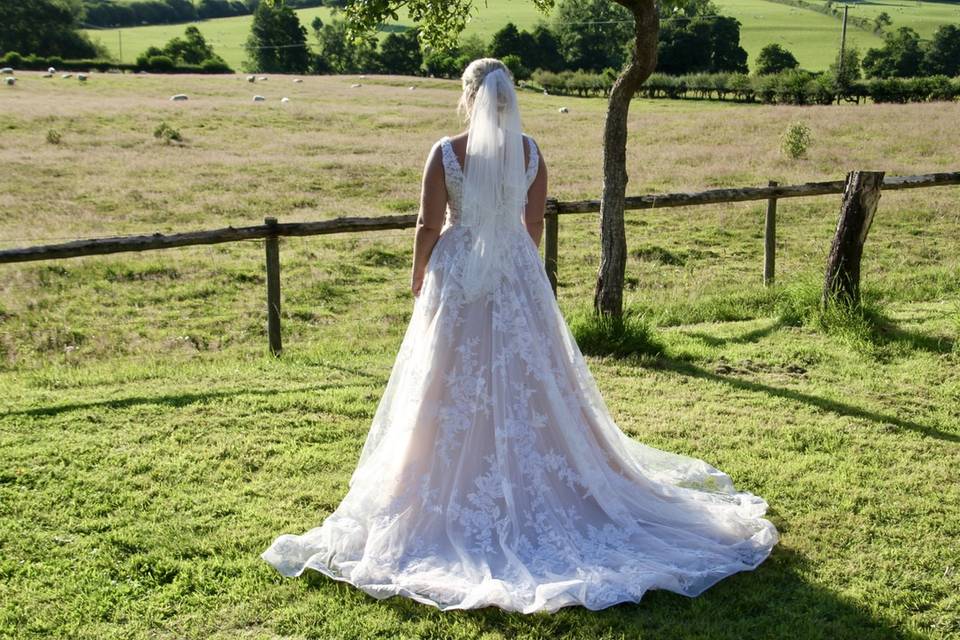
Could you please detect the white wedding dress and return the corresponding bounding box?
[261,134,779,613]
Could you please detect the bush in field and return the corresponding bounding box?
[154,122,182,144]
[781,122,812,159]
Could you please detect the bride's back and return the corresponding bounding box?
[436,132,540,228]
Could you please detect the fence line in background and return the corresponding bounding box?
[1,171,958,355]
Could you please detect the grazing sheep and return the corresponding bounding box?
[61,73,72,79]
[0,67,13,75]
[253,95,265,101]
[293,78,303,83]
[280,97,290,103]
[408,86,415,90]
[558,107,569,113]
[257,76,267,81]
[247,75,256,82]
[77,74,87,82]
[4,77,15,86]
[170,94,188,101]
[351,83,362,88]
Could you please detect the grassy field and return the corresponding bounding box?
[1,72,959,639]
[804,0,960,39]
[79,0,896,72]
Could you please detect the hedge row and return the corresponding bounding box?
[532,69,960,104]
[0,51,233,74]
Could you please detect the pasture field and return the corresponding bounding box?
[79,0,895,71]
[1,72,959,639]
[803,0,960,39]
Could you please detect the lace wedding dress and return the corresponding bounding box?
[261,134,779,613]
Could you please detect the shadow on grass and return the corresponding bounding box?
[681,318,787,347]
[1,381,383,419]
[651,357,958,443]
[300,546,920,639]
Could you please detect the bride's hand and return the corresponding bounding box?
[411,270,424,297]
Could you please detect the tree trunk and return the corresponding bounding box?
[821,170,884,308]
[594,0,659,317]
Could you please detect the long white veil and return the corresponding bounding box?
[459,67,526,302]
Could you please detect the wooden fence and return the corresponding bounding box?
[1,171,958,355]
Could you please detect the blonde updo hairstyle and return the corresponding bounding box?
[457,58,515,123]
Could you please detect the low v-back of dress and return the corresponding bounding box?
[261,134,778,613]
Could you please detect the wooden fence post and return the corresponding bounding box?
[764,180,778,286]
[544,197,559,297]
[822,170,884,308]
[264,216,282,356]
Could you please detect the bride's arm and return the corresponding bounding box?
[524,149,548,248]
[411,144,447,297]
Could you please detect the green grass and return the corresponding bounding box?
[1,72,959,638]
[77,0,914,72]
[803,0,960,39]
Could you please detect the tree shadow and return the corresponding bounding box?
[680,318,786,348]
[301,546,921,639]
[651,357,958,443]
[1,381,379,419]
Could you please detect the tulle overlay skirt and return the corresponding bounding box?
[261,225,779,613]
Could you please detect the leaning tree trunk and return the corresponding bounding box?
[594,0,659,318]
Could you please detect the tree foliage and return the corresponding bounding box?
[656,15,748,74]
[244,0,310,73]
[755,43,799,75]
[924,24,960,78]
[862,27,924,78]
[0,0,102,58]
[136,26,229,68]
[552,0,634,72]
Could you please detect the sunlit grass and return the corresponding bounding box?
[0,72,958,639]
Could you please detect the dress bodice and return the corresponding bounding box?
[437,134,540,227]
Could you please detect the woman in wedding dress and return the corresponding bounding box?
[261,58,779,613]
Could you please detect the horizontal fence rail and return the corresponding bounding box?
[1,172,957,265]
[1,169,957,356]
[552,171,960,214]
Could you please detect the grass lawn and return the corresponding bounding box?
[1,72,958,638]
[79,0,900,72]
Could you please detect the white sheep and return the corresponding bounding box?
[4,77,15,86]
[257,76,268,81]
[253,95,265,101]
[0,67,13,75]
[280,97,290,103]
[408,86,415,90]
[351,83,362,88]
[48,66,56,73]
[558,107,569,113]
[170,94,188,101]
[292,78,303,83]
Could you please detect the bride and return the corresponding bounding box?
[261,58,779,613]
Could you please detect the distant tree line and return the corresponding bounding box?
[243,0,751,77]
[531,67,960,104]
[1,0,107,59]
[80,0,328,28]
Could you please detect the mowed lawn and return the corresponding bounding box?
[80,0,895,71]
[1,72,959,639]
